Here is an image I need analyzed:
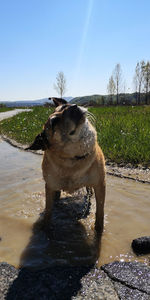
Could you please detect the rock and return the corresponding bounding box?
[114,282,150,300]
[73,269,119,299]
[0,262,18,300]
[102,261,150,295]
[3,265,91,300]
[132,236,150,255]
[0,263,119,300]
[1,261,150,299]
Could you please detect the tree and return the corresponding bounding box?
[134,61,145,105]
[107,75,116,104]
[133,74,138,105]
[142,61,150,105]
[54,71,67,98]
[113,63,122,105]
[101,96,105,106]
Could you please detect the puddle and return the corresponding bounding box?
[0,140,150,268]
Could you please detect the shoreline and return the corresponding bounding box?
[1,134,150,184]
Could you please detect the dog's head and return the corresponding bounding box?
[26,97,87,151]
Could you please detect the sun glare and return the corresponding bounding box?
[75,0,94,79]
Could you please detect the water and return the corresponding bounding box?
[0,139,149,268]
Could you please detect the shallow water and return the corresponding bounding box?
[0,140,149,268]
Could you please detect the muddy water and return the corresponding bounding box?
[0,139,150,269]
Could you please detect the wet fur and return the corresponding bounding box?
[27,98,105,233]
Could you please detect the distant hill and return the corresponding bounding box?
[70,93,148,106]
[70,95,107,106]
[1,93,149,107]
[0,97,73,107]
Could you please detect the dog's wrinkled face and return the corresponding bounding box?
[26,98,87,151]
[50,103,86,143]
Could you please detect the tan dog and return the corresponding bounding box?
[27,98,105,233]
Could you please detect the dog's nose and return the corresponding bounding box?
[71,104,77,109]
[70,104,78,110]
[67,104,78,112]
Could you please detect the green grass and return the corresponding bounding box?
[0,107,14,112]
[0,106,54,144]
[0,105,150,166]
[89,106,150,166]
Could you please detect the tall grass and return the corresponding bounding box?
[0,105,150,166]
[89,106,150,166]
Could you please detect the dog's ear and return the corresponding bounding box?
[49,97,67,107]
[26,115,60,151]
[26,130,50,151]
[49,115,60,130]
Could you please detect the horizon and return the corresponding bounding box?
[0,91,141,103]
[1,0,150,101]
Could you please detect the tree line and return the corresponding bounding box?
[52,61,150,106]
[107,61,150,105]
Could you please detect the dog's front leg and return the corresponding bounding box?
[44,183,60,225]
[94,180,105,234]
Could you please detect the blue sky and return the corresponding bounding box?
[0,0,150,101]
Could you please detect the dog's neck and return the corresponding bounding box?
[78,119,96,154]
[70,120,96,161]
[74,153,89,160]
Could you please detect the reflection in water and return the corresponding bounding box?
[0,140,150,268]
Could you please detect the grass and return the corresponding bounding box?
[89,106,150,166]
[0,105,150,166]
[0,107,14,113]
[0,106,54,144]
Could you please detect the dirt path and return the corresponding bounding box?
[0,109,31,121]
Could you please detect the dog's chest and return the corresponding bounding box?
[44,162,89,192]
[59,173,88,192]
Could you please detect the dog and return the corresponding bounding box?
[27,97,105,233]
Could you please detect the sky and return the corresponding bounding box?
[0,0,150,101]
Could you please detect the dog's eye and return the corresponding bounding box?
[69,130,76,135]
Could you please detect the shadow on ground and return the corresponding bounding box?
[6,189,102,299]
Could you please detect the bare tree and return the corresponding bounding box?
[142,61,150,105]
[54,71,67,98]
[113,63,122,105]
[107,75,116,104]
[134,61,145,105]
[133,74,138,105]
